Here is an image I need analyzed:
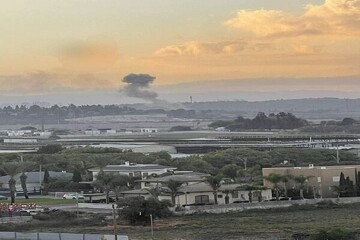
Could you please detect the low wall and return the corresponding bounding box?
[78,203,113,209]
[181,197,360,214]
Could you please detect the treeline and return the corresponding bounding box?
[209,112,308,130]
[301,117,360,134]
[0,104,209,125]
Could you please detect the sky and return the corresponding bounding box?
[0,0,360,104]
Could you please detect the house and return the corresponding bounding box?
[136,171,209,189]
[118,170,272,206]
[159,182,272,206]
[262,165,360,198]
[0,171,73,192]
[89,162,177,181]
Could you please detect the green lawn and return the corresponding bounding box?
[0,197,77,206]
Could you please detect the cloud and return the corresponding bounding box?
[58,40,120,72]
[226,0,360,38]
[155,40,248,56]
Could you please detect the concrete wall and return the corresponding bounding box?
[181,196,360,214]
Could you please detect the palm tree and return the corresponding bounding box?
[281,174,293,197]
[1,162,24,204]
[293,175,313,199]
[264,173,283,201]
[205,175,223,204]
[145,186,163,200]
[93,172,129,204]
[20,173,29,199]
[165,180,183,206]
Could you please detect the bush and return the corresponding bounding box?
[311,229,356,240]
[118,197,172,225]
[37,144,63,154]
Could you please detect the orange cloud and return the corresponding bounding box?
[58,40,120,73]
[155,40,248,56]
[148,0,360,83]
[226,0,360,38]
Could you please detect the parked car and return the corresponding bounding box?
[0,195,8,200]
[63,193,84,200]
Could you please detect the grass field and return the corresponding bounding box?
[120,202,360,240]
[1,201,360,239]
[0,197,77,206]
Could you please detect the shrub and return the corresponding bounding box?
[311,229,356,240]
[118,197,172,225]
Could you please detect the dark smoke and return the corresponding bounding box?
[121,73,159,102]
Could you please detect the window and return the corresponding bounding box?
[333,176,340,182]
[217,195,223,198]
[232,191,239,198]
[195,195,209,204]
[129,173,134,177]
[143,173,149,178]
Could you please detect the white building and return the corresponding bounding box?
[4,138,38,144]
[7,130,33,137]
[120,181,272,206]
[165,182,272,206]
[85,129,101,135]
[140,128,158,133]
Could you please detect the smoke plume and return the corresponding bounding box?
[121,73,159,102]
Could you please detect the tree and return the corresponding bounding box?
[92,156,109,172]
[338,172,355,197]
[145,186,163,200]
[93,172,129,204]
[37,144,63,154]
[43,169,50,185]
[20,173,29,199]
[221,164,238,181]
[264,173,283,200]
[0,162,24,203]
[165,180,183,206]
[118,197,172,225]
[72,168,82,183]
[293,175,312,199]
[281,174,293,197]
[205,175,223,204]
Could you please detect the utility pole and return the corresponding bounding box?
[76,193,79,220]
[112,204,118,240]
[39,164,42,195]
[150,214,154,239]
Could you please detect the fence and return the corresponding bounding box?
[0,232,128,240]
